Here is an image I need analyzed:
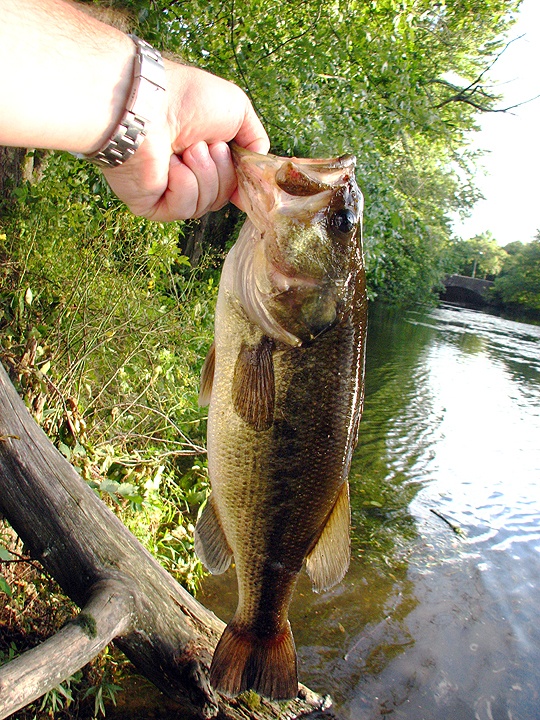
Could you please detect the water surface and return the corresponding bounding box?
[199,303,540,719]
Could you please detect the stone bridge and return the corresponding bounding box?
[440,274,494,306]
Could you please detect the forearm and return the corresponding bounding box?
[0,0,134,154]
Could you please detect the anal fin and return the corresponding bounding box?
[306,482,351,593]
[194,495,233,574]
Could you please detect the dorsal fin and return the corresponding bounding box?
[198,341,216,407]
[232,336,275,431]
[305,482,351,593]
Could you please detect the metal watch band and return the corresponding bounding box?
[83,35,166,168]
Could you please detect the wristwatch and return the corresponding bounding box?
[82,35,166,168]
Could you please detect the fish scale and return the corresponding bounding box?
[195,143,367,700]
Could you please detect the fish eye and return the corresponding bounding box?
[330,208,356,234]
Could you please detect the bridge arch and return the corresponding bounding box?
[440,275,494,307]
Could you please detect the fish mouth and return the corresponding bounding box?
[230,143,361,346]
[231,142,356,178]
[231,142,357,224]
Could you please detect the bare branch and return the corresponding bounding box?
[430,35,537,113]
[0,579,133,720]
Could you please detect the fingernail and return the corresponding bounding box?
[192,140,210,160]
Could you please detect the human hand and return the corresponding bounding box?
[102,61,270,221]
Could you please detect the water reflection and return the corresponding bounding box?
[411,304,540,382]
[198,303,540,719]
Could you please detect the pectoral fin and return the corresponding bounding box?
[306,482,351,593]
[194,496,233,574]
[198,342,216,407]
[232,337,275,431]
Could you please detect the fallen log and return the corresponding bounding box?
[0,579,132,718]
[0,361,334,719]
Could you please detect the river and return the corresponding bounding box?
[198,303,540,720]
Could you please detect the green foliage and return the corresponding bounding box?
[1,156,215,448]
[444,231,508,279]
[0,149,222,716]
[492,236,540,311]
[125,0,519,303]
[0,152,217,596]
[0,536,15,597]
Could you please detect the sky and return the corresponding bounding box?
[452,0,540,246]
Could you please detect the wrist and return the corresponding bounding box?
[83,33,137,156]
[82,36,166,167]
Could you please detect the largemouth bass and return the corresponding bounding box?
[196,143,367,701]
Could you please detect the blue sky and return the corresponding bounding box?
[452,0,540,246]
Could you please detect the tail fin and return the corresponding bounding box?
[210,620,298,701]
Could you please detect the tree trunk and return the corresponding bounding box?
[180,206,242,266]
[0,361,333,719]
[0,146,26,212]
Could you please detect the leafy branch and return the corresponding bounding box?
[431,35,532,113]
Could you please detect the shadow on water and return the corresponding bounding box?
[287,304,440,709]
[192,302,540,719]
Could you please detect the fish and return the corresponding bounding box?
[195,142,368,701]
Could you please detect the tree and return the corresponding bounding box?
[125,0,521,303]
[445,232,508,279]
[492,235,540,311]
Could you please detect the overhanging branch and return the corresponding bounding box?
[430,35,536,114]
